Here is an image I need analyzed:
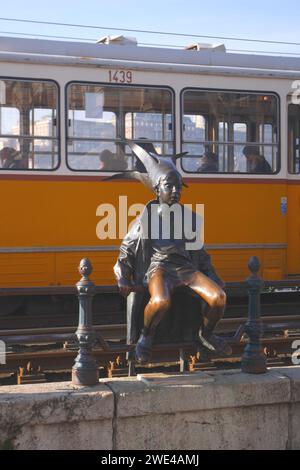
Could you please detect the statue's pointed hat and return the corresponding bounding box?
[106,141,188,193]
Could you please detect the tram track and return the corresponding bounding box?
[0,290,299,383]
[0,312,299,381]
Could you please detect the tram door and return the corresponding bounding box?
[287,98,300,275]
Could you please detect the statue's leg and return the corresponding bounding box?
[186,271,225,335]
[144,269,172,332]
[186,271,232,356]
[135,269,171,363]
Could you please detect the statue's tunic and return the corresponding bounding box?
[145,203,200,286]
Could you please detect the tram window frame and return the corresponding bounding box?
[180,88,280,175]
[0,77,60,172]
[217,121,247,172]
[287,98,300,174]
[65,81,175,172]
[124,111,173,156]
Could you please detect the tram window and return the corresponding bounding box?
[125,112,173,155]
[30,108,57,136]
[0,79,59,171]
[67,83,174,171]
[288,101,300,174]
[181,89,279,174]
[68,140,132,171]
[216,122,247,172]
[0,107,19,134]
[69,110,116,139]
[182,114,206,141]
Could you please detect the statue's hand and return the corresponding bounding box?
[118,278,134,297]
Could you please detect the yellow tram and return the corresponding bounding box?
[0,35,299,298]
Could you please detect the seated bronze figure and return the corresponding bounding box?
[113,142,232,362]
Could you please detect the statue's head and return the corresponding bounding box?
[126,141,187,196]
[155,170,182,205]
[103,141,188,196]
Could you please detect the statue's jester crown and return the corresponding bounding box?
[106,141,188,193]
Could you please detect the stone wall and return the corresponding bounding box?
[0,366,299,450]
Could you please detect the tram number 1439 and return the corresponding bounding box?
[108,70,133,83]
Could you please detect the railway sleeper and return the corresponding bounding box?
[17,362,46,385]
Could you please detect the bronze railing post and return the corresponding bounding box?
[72,258,99,385]
[241,256,267,374]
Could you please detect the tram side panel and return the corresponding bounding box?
[183,178,287,281]
[0,177,151,287]
[0,176,287,288]
[287,182,300,276]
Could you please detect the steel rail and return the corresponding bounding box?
[1,314,299,346]
[1,279,300,297]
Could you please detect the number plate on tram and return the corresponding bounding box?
[108,70,133,83]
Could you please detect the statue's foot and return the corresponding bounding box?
[198,330,232,356]
[135,333,152,363]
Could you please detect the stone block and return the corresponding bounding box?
[106,369,290,418]
[15,420,112,450]
[274,366,300,449]
[0,381,114,450]
[104,369,291,450]
[115,403,288,450]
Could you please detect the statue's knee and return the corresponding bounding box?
[150,296,171,312]
[211,289,226,308]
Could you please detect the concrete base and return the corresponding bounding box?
[0,367,299,450]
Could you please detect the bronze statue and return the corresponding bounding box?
[113,142,232,362]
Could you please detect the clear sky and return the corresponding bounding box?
[0,0,299,55]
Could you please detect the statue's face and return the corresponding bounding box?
[157,172,182,205]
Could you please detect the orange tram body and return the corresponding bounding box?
[0,35,300,306]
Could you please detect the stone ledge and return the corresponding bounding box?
[0,382,114,425]
[275,366,300,402]
[104,367,297,450]
[102,368,291,418]
[0,366,299,450]
[274,366,300,450]
[0,382,114,450]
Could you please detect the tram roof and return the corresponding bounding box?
[0,36,300,78]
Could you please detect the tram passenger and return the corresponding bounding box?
[0,147,23,169]
[197,151,218,173]
[99,149,128,171]
[243,145,272,174]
